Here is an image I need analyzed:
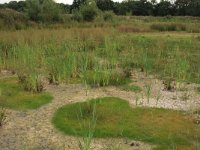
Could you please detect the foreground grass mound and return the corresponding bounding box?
[0,78,53,110]
[53,97,200,149]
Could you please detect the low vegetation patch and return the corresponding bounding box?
[150,23,186,32]
[53,97,200,149]
[122,84,142,92]
[0,78,53,110]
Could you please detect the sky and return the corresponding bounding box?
[0,0,123,4]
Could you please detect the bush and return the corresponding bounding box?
[103,11,115,21]
[26,0,61,23]
[71,9,83,22]
[79,0,98,22]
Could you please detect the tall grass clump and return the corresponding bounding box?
[18,72,43,93]
[12,43,44,92]
[151,23,186,32]
[76,102,97,150]
[84,69,127,87]
[46,53,77,84]
[0,40,18,71]
[82,36,129,87]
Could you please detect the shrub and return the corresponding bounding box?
[80,0,98,22]
[103,11,115,22]
[71,9,83,22]
[26,0,61,23]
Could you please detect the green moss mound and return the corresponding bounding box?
[53,97,200,149]
[0,78,53,110]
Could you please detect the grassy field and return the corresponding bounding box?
[0,16,200,149]
[0,26,200,87]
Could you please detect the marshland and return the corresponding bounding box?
[0,0,200,150]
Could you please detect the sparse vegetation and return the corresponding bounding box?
[123,84,142,93]
[144,84,152,103]
[0,0,200,149]
[163,78,176,92]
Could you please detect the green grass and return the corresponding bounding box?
[0,78,53,110]
[53,97,200,149]
[128,85,142,92]
[122,84,142,92]
[1,28,200,85]
[84,70,130,87]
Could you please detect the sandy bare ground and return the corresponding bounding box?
[0,70,199,150]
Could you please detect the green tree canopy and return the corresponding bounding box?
[26,0,61,22]
[96,0,114,11]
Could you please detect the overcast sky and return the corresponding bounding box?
[0,0,124,4]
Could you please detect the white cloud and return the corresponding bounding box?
[0,0,124,4]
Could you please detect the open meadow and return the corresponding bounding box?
[0,6,200,150]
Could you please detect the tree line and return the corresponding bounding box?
[0,0,199,22]
[73,0,200,16]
